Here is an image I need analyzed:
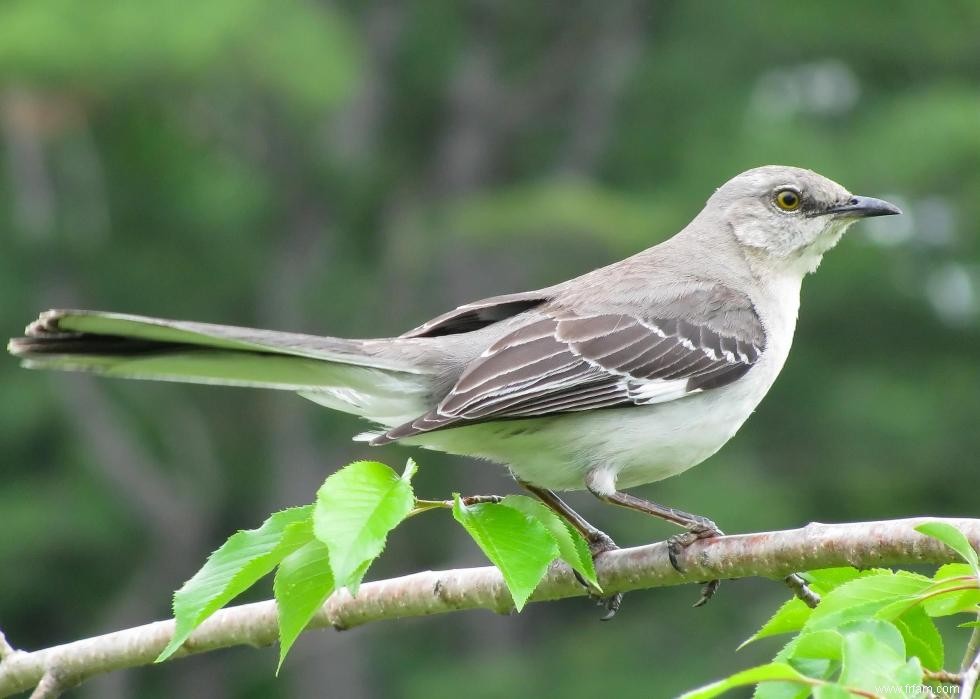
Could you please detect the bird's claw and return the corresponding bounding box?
[692,579,721,607]
[575,572,623,621]
[597,592,623,620]
[574,530,622,619]
[666,519,724,607]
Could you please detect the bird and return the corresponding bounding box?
[8,165,900,610]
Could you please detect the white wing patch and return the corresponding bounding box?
[626,378,699,404]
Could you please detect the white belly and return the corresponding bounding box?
[406,275,802,493]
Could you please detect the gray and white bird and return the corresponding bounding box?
[8,165,900,606]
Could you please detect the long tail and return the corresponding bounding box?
[8,309,434,427]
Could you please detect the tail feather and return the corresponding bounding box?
[12,309,426,371]
[10,333,183,356]
[8,309,433,426]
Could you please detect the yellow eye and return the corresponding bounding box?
[775,189,801,211]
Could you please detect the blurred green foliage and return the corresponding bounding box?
[1,1,978,697]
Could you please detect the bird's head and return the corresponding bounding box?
[707,165,901,276]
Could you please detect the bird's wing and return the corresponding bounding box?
[399,290,553,338]
[373,286,766,444]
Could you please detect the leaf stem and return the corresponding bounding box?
[961,645,980,698]
[923,669,962,684]
[884,578,980,621]
[917,583,979,605]
[406,499,450,517]
[963,616,980,674]
[758,676,881,699]
[408,495,505,518]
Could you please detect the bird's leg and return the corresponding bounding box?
[581,477,819,608]
[584,471,722,607]
[519,482,617,554]
[518,481,623,619]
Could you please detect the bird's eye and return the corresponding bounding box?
[774,188,801,211]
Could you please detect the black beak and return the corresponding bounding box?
[824,195,902,218]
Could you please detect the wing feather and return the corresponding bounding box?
[374,289,766,445]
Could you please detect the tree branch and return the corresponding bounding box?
[1,517,977,698]
[962,627,980,698]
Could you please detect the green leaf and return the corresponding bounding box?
[837,621,923,693]
[915,522,980,577]
[313,461,415,594]
[922,588,980,617]
[958,620,980,628]
[935,562,974,580]
[401,457,419,482]
[839,618,906,656]
[791,630,843,661]
[894,605,943,670]
[753,657,833,699]
[500,495,599,589]
[679,663,812,699]
[452,495,558,611]
[803,567,867,592]
[919,570,980,617]
[741,598,813,648]
[741,569,867,649]
[274,536,334,671]
[157,505,314,662]
[755,631,840,699]
[862,564,979,620]
[760,583,924,698]
[788,658,836,681]
[805,570,931,631]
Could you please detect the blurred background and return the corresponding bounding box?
[2,1,979,697]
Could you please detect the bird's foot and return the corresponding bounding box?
[587,528,618,557]
[573,529,623,620]
[665,517,723,570]
[666,517,724,608]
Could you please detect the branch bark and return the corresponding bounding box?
[1,516,977,698]
[962,623,980,698]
